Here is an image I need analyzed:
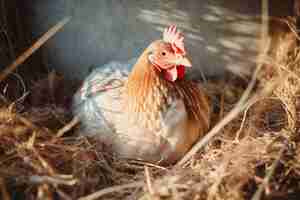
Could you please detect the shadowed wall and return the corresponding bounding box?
[24,0,293,80]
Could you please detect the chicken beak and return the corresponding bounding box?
[170,57,192,67]
[179,57,192,67]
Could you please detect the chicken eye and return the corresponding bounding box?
[161,51,167,56]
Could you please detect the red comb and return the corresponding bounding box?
[163,25,186,55]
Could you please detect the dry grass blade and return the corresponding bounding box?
[56,116,80,138]
[28,175,78,186]
[251,146,286,200]
[78,181,145,200]
[0,16,71,82]
[127,159,168,171]
[145,166,155,196]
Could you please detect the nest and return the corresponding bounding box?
[1,10,300,200]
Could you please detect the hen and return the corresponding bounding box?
[73,25,211,165]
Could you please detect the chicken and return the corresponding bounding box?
[73,25,211,165]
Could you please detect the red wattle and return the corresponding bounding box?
[163,65,185,82]
[177,65,185,80]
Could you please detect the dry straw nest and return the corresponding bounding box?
[2,18,300,200]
